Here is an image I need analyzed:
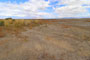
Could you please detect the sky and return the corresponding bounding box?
[0,0,90,19]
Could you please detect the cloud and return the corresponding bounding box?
[0,0,52,19]
[55,5,90,18]
[53,0,90,18]
[0,0,90,19]
[52,0,90,5]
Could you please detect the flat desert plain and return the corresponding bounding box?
[0,19,90,60]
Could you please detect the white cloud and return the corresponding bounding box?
[0,0,90,19]
[53,0,90,18]
[55,5,88,17]
[54,0,90,5]
[0,0,52,18]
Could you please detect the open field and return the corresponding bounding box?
[0,19,90,60]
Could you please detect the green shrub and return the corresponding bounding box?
[0,21,4,26]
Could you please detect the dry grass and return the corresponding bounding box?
[0,27,5,37]
[38,52,56,60]
[0,19,90,60]
[0,32,5,37]
[85,20,90,22]
[81,34,90,41]
[0,19,49,35]
[0,40,9,46]
[61,24,72,28]
[0,19,48,28]
[46,36,74,51]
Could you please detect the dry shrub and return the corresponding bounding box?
[0,27,5,37]
[13,20,24,27]
[0,31,5,37]
[0,27,2,31]
[0,32,5,37]
[4,20,14,27]
[46,36,53,41]
[13,29,20,36]
[41,20,51,24]
[46,21,52,24]
[61,24,72,28]
[81,34,90,41]
[29,20,43,29]
[23,39,29,42]
[1,19,47,31]
[85,20,90,22]
[24,20,32,26]
[21,36,29,42]
[5,27,21,36]
[38,52,56,60]
[3,19,46,29]
[33,20,40,23]
[4,20,9,27]
[78,49,90,56]
[34,44,44,51]
[0,21,4,26]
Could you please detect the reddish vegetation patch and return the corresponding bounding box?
[61,24,72,28]
[0,27,5,37]
[85,20,90,22]
[0,32,5,37]
[0,27,3,31]
[38,52,56,60]
[5,27,22,36]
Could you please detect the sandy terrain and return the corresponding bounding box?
[0,19,90,60]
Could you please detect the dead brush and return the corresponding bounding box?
[0,21,4,26]
[81,34,90,41]
[45,20,52,24]
[0,27,5,38]
[29,20,43,29]
[61,24,72,28]
[0,32,5,38]
[5,27,21,36]
[38,52,56,60]
[85,20,90,22]
[22,36,29,42]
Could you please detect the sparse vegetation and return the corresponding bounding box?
[0,19,90,60]
[0,21,4,26]
[0,27,5,37]
[61,24,72,28]
[0,19,47,28]
[0,32,5,37]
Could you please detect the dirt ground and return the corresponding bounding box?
[0,19,90,60]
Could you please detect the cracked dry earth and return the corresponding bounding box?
[0,21,90,60]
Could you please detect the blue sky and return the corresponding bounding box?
[0,0,90,19]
